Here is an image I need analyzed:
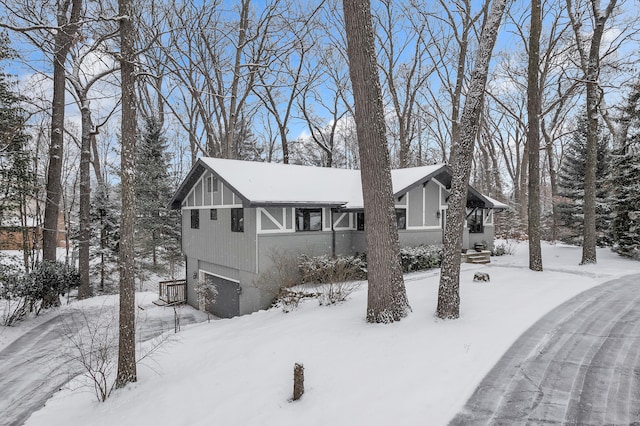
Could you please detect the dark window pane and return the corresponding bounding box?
[356,212,365,230]
[295,208,323,231]
[207,176,218,193]
[396,209,406,230]
[468,209,484,233]
[210,209,217,220]
[231,208,244,232]
[191,209,199,229]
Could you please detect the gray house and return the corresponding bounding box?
[169,158,506,318]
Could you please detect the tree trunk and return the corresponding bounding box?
[527,0,543,271]
[77,98,92,299]
[581,0,617,265]
[42,0,83,263]
[437,0,507,320]
[342,0,410,323]
[116,0,137,388]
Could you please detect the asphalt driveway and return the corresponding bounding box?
[450,273,640,425]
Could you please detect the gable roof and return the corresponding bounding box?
[169,158,505,210]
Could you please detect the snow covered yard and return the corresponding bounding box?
[19,241,640,426]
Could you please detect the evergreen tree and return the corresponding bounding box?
[610,86,640,259]
[90,183,120,292]
[556,116,612,246]
[135,116,180,269]
[0,33,37,269]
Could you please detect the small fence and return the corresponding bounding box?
[158,279,187,305]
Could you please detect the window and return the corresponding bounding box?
[396,209,406,230]
[207,175,218,193]
[190,209,200,229]
[210,209,218,220]
[296,208,322,231]
[356,212,365,230]
[468,209,484,233]
[231,208,244,232]
[356,210,404,230]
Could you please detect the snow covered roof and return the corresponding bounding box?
[170,158,503,210]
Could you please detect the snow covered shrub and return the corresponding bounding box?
[399,245,443,272]
[491,240,517,256]
[317,280,361,305]
[28,261,80,310]
[0,274,29,326]
[258,249,307,312]
[195,277,218,314]
[0,261,79,324]
[298,254,367,284]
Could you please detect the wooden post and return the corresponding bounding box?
[293,363,304,401]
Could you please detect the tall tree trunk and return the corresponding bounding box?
[77,98,92,298]
[42,0,82,263]
[342,0,410,323]
[527,0,543,271]
[437,0,507,320]
[580,0,617,264]
[116,0,137,388]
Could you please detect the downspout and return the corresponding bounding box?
[331,208,336,258]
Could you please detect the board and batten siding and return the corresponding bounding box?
[181,171,257,274]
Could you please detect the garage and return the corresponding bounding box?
[201,272,240,318]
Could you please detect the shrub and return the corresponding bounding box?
[491,240,517,256]
[399,245,443,272]
[0,261,80,325]
[298,254,367,284]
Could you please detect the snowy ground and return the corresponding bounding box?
[7,241,640,426]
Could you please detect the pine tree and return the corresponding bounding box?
[610,86,640,259]
[0,33,37,270]
[556,116,611,246]
[135,116,180,269]
[90,183,120,292]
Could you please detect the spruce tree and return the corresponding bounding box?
[610,86,640,259]
[556,116,612,246]
[0,33,36,269]
[90,183,120,292]
[135,116,180,269]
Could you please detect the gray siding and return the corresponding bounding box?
[398,229,443,246]
[182,207,257,273]
[407,186,423,227]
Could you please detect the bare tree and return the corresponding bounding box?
[67,26,119,299]
[374,0,435,167]
[115,0,137,388]
[437,0,507,320]
[342,0,409,323]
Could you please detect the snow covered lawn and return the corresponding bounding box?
[21,242,640,426]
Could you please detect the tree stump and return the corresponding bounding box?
[293,363,304,401]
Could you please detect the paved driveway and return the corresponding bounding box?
[451,273,640,425]
[0,304,205,426]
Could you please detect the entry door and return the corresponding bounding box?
[203,273,240,318]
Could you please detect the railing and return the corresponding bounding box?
[159,279,187,304]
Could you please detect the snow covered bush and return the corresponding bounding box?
[195,277,218,315]
[0,261,80,324]
[399,245,443,272]
[298,254,367,284]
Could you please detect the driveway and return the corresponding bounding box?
[450,273,640,425]
[0,303,206,426]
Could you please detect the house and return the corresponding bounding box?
[169,158,507,318]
